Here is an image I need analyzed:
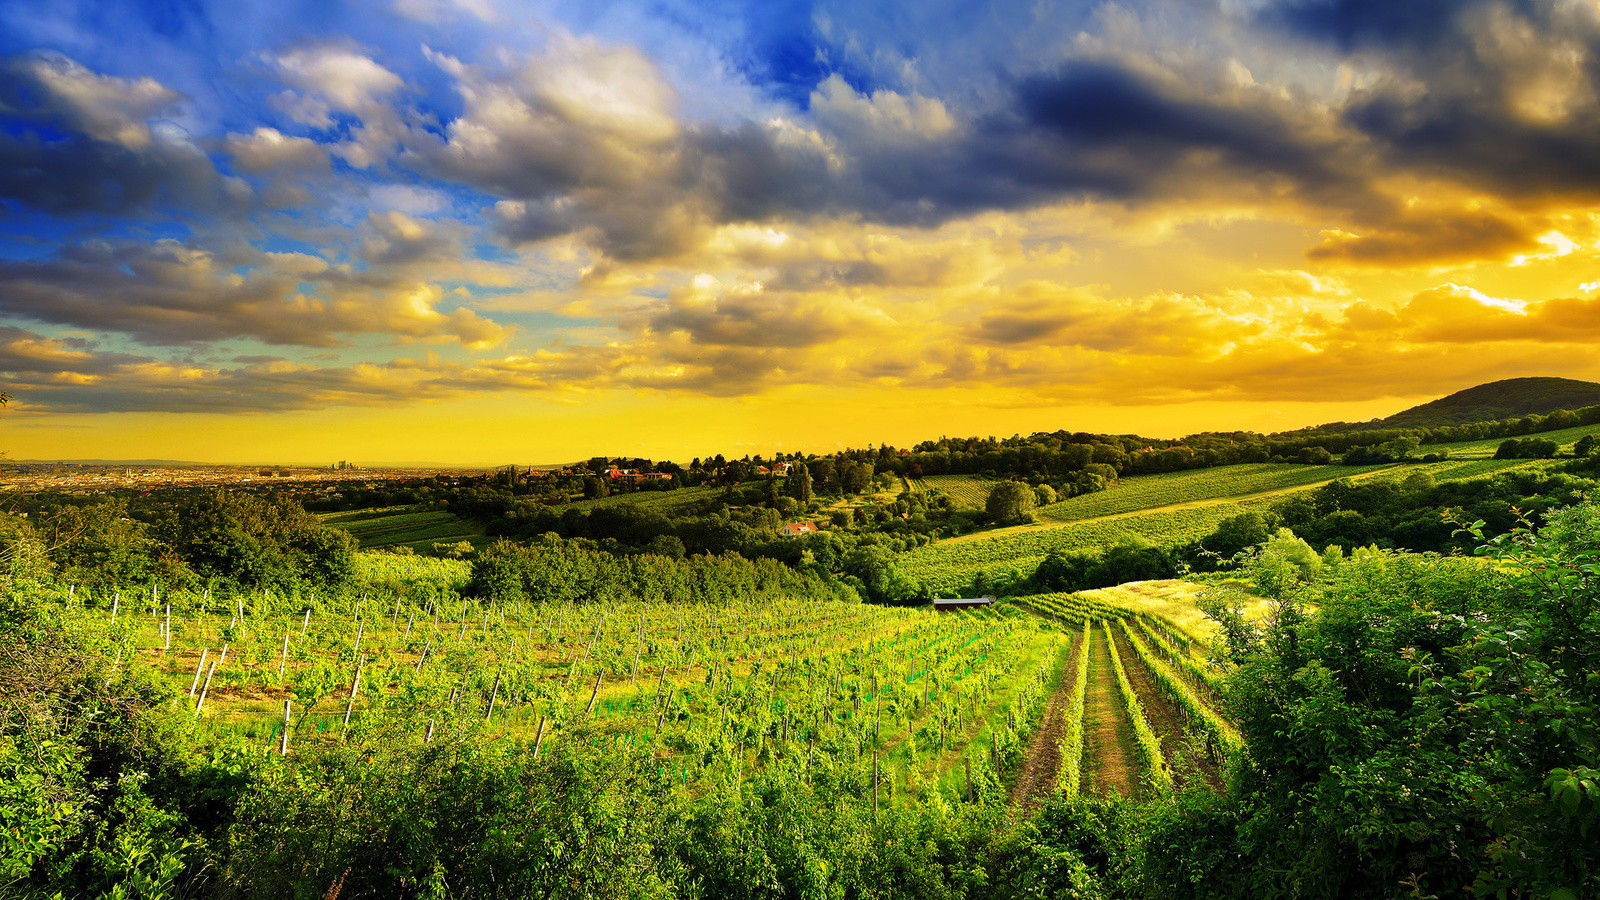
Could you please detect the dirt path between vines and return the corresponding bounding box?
[1009,631,1083,815]
[1081,626,1137,797]
[1108,624,1222,791]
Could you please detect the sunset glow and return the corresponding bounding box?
[4,0,1600,464]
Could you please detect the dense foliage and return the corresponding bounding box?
[5,502,1596,898]
[2,490,357,596]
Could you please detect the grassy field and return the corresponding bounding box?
[1034,463,1395,523]
[1412,456,1552,481]
[903,502,1265,596]
[353,551,473,591]
[920,474,1003,509]
[1070,579,1275,642]
[545,484,722,514]
[903,453,1576,596]
[58,573,1230,809]
[1420,420,1600,457]
[321,507,487,552]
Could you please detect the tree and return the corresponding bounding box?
[1496,437,1559,459]
[841,461,872,495]
[1575,434,1598,458]
[785,462,813,504]
[42,498,155,592]
[157,490,357,592]
[985,480,1036,526]
[841,545,915,604]
[1243,527,1322,597]
[1203,510,1279,560]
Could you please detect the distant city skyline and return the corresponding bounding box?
[4,0,1600,465]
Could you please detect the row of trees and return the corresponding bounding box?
[978,464,1600,598]
[1,491,357,595]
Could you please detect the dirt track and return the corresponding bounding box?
[1081,626,1136,797]
[1009,631,1082,814]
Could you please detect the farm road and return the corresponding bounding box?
[1009,630,1084,814]
[1081,627,1137,797]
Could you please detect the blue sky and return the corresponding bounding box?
[4,0,1600,463]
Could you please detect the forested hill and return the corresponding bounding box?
[1376,377,1600,429]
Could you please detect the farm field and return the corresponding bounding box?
[321,507,487,552]
[545,484,721,514]
[919,474,1002,508]
[1034,462,1396,523]
[903,502,1266,596]
[1070,579,1275,641]
[1411,456,1551,481]
[902,455,1570,597]
[50,580,1235,810]
[1420,420,1600,457]
[352,551,473,592]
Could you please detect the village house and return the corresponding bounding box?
[605,468,672,481]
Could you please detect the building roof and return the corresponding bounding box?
[932,596,996,608]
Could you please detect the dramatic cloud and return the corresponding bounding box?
[5,0,1600,461]
[0,238,509,348]
[0,54,231,212]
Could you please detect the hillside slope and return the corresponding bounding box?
[1378,377,1600,428]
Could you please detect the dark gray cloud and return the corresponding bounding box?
[0,324,452,414]
[0,128,222,214]
[1262,0,1600,204]
[0,237,508,348]
[1308,209,1537,265]
[638,287,886,349]
[0,54,231,214]
[1266,0,1540,52]
[455,52,1386,262]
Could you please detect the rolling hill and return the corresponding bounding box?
[1375,376,1600,428]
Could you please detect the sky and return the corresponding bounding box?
[3,0,1600,465]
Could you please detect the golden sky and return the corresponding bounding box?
[3,0,1600,464]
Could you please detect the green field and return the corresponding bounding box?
[56,583,1218,806]
[321,507,487,552]
[904,502,1265,596]
[1034,462,1395,523]
[546,484,721,514]
[1411,456,1552,481]
[352,551,473,591]
[1420,420,1600,457]
[920,474,1003,508]
[902,454,1571,597]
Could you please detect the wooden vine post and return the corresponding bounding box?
[343,654,365,727]
[194,660,217,716]
[188,649,209,698]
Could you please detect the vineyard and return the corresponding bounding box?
[901,454,1577,596]
[43,579,1240,810]
[901,502,1263,595]
[1033,462,1395,523]
[547,484,721,513]
[1419,419,1600,457]
[322,507,487,552]
[919,474,1003,508]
